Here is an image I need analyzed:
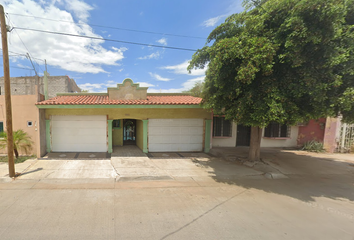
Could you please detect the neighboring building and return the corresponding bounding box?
[211,117,299,149]
[0,76,81,156]
[0,75,81,99]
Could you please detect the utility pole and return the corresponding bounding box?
[44,59,48,100]
[0,5,15,178]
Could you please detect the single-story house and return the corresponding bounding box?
[36,78,212,154]
[36,78,339,156]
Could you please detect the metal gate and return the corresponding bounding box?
[337,123,354,153]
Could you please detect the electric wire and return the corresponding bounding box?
[7,12,206,40]
[6,14,44,73]
[13,27,198,52]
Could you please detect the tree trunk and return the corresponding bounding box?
[248,126,262,162]
[14,148,19,159]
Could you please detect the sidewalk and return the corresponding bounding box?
[0,158,37,181]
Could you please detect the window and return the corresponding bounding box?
[27,121,33,127]
[112,119,121,128]
[264,122,290,138]
[213,117,232,137]
[0,122,3,133]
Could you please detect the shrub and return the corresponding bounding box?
[302,141,325,153]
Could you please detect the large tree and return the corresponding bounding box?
[188,0,354,161]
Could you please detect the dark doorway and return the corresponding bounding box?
[236,124,251,146]
[123,119,136,145]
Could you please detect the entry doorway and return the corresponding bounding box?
[123,119,136,145]
[236,124,251,146]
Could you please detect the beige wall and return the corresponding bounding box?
[0,95,40,156]
[45,108,211,120]
[260,126,299,147]
[136,120,143,151]
[212,122,237,147]
[112,119,123,146]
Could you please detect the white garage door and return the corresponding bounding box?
[51,115,107,152]
[148,119,203,152]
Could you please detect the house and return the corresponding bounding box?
[36,78,212,155]
[0,76,81,157]
[211,117,299,149]
[36,78,344,156]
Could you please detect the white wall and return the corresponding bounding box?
[212,122,237,147]
[260,126,299,148]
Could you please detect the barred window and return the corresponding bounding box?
[264,122,290,138]
[213,117,232,137]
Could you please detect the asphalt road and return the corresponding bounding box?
[0,150,353,240]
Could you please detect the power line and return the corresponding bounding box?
[13,27,198,52]
[6,15,44,73]
[0,64,34,70]
[7,12,206,40]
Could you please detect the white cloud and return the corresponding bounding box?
[156,38,167,46]
[63,0,93,21]
[149,72,171,81]
[149,72,172,82]
[78,80,155,92]
[138,51,160,60]
[3,0,126,74]
[137,82,155,87]
[148,76,205,93]
[161,60,206,76]
[202,14,227,27]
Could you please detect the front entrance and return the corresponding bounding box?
[123,119,136,145]
[236,124,251,146]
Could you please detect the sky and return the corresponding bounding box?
[0,0,244,93]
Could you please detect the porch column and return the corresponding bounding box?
[45,119,51,153]
[204,119,212,153]
[108,120,113,153]
[142,119,148,153]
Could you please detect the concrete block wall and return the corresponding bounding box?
[0,76,81,98]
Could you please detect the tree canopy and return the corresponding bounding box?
[188,0,354,126]
[182,81,204,97]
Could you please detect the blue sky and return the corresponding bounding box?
[0,0,244,93]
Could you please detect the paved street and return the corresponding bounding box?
[0,149,353,240]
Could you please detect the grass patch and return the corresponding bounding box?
[0,156,35,164]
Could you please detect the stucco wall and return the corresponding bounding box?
[297,119,326,146]
[112,124,123,146]
[136,120,143,151]
[37,109,47,157]
[0,76,80,99]
[323,117,340,153]
[45,108,211,120]
[0,95,39,156]
[212,122,237,147]
[260,126,299,147]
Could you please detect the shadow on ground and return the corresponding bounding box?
[197,148,354,203]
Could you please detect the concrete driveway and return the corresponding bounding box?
[10,152,262,182]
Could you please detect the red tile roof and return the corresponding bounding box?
[36,95,202,105]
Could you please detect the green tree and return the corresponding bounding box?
[0,129,33,158]
[188,0,354,161]
[182,81,204,97]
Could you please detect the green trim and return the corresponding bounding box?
[142,120,148,153]
[204,119,212,153]
[36,104,202,109]
[113,127,121,129]
[107,78,148,91]
[57,93,108,96]
[108,120,113,153]
[45,120,51,153]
